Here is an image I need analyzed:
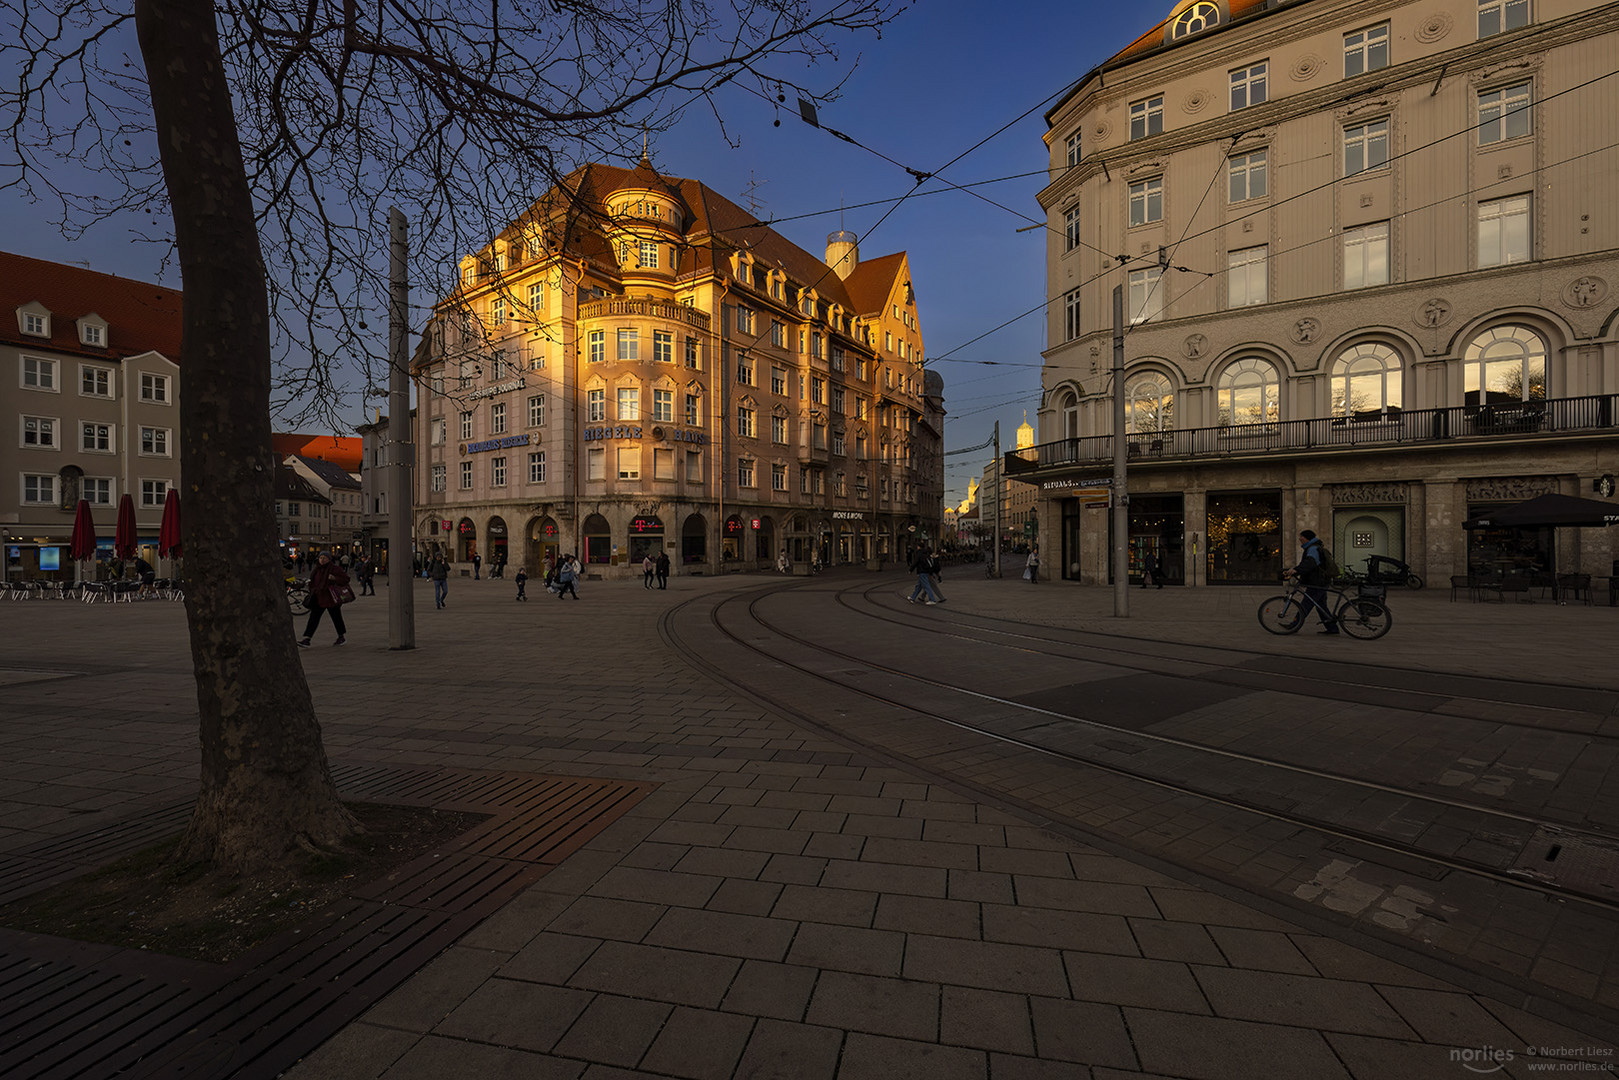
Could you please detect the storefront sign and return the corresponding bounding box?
[833,511,865,520]
[584,425,643,441]
[465,434,532,454]
[469,377,526,400]
[1042,476,1113,492]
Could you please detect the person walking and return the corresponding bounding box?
[642,553,656,589]
[472,552,482,580]
[906,546,942,605]
[1025,545,1041,585]
[430,555,449,609]
[555,554,580,600]
[1287,530,1338,635]
[1142,551,1161,589]
[514,566,528,601]
[297,551,351,647]
[357,556,377,596]
[655,551,670,590]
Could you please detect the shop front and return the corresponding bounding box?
[1205,490,1283,584]
[487,517,509,569]
[682,512,707,565]
[1126,494,1185,586]
[629,515,663,563]
[583,513,612,564]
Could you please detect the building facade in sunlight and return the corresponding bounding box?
[1020,0,1619,587]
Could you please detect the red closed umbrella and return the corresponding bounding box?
[114,492,138,560]
[70,500,97,562]
[158,488,182,559]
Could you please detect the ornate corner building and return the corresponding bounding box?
[1018,0,1619,587]
[412,158,942,575]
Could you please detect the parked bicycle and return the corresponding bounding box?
[1257,577,1393,640]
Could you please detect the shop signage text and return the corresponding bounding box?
[1041,477,1113,492]
[465,434,532,454]
[833,511,866,520]
[469,377,525,401]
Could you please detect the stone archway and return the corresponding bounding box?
[629,514,664,563]
[527,516,560,574]
[456,517,477,562]
[755,515,775,562]
[487,516,509,571]
[682,512,708,566]
[582,513,611,565]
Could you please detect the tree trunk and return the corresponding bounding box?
[135,0,357,872]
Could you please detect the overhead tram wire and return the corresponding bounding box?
[927,71,1617,367]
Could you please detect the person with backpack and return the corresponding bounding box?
[906,546,942,605]
[1287,530,1338,635]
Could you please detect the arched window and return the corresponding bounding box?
[1055,389,1080,439]
[1170,2,1221,39]
[1216,358,1280,426]
[1124,372,1174,434]
[1331,343,1404,416]
[1465,326,1547,406]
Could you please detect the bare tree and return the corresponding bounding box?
[3,0,902,873]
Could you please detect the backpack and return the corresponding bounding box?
[1316,543,1340,580]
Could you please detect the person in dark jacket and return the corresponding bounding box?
[514,566,528,600]
[655,550,670,589]
[472,552,482,579]
[298,552,350,646]
[430,555,449,609]
[1287,530,1338,635]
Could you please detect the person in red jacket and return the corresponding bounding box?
[298,551,351,647]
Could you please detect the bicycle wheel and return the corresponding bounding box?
[1337,598,1392,640]
[1257,595,1304,635]
[1405,573,1424,590]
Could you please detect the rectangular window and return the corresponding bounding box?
[491,402,506,434]
[831,387,845,415]
[617,329,639,362]
[430,464,446,492]
[618,387,640,421]
[736,351,754,385]
[811,332,823,359]
[589,330,605,363]
[771,321,785,348]
[139,426,169,455]
[1478,82,1532,145]
[1344,119,1390,175]
[1130,95,1164,140]
[587,447,605,481]
[81,324,104,346]
[653,447,674,481]
[737,458,755,487]
[431,417,446,445]
[460,411,473,439]
[492,296,506,326]
[458,360,475,389]
[528,451,546,483]
[1229,62,1268,111]
[653,388,673,422]
[528,394,545,427]
[140,373,170,403]
[685,336,699,369]
[22,313,47,336]
[813,422,827,450]
[1478,0,1529,37]
[857,397,868,421]
[528,282,545,315]
[772,463,787,491]
[460,461,473,489]
[140,478,169,507]
[80,366,113,397]
[618,447,639,480]
[737,406,755,438]
[83,477,112,505]
[735,306,755,334]
[21,356,57,390]
[772,415,787,444]
[1128,268,1164,324]
[1065,131,1081,168]
[686,450,703,483]
[685,393,700,425]
[639,239,659,268]
[1227,246,1269,307]
[1129,177,1163,227]
[856,474,868,498]
[811,377,825,405]
[1478,194,1531,267]
[1343,222,1391,288]
[81,422,113,452]
[491,456,507,486]
[22,474,56,503]
[1064,206,1082,251]
[653,330,673,363]
[801,469,811,494]
[588,389,606,422]
[770,366,786,395]
[833,431,846,456]
[1344,23,1389,77]
[1229,150,1268,202]
[1064,288,1082,341]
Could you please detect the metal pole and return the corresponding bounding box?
[1112,284,1129,618]
[992,421,1001,578]
[387,207,416,649]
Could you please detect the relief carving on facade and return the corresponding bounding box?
[1417,298,1453,328]
[1183,333,1208,359]
[1563,276,1608,309]
[1469,58,1541,86]
[1337,97,1395,122]
[1290,55,1325,81]
[1092,120,1112,143]
[1290,317,1321,345]
[1331,483,1408,506]
[1465,477,1557,501]
[1414,13,1453,43]
[1125,158,1168,180]
[1182,89,1210,114]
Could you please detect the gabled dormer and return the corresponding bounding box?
[17,301,51,339]
[77,313,109,349]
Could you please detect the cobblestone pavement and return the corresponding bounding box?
[1,568,1615,1079]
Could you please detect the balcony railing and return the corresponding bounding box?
[1006,394,1618,476]
[577,297,711,330]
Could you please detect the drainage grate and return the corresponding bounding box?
[1507,827,1619,899]
[0,767,653,1080]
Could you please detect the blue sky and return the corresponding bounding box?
[1,1,1159,507]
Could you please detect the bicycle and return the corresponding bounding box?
[1257,577,1392,640]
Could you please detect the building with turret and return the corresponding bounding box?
[413,158,942,575]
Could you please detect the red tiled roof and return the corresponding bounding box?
[272,433,363,473]
[0,250,182,361]
[842,252,907,319]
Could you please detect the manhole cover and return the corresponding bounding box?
[1507,827,1619,899]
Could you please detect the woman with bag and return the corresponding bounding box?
[1025,545,1041,584]
[298,551,352,646]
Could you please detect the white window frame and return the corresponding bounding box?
[80,365,114,398]
[1343,222,1391,289]
[527,282,546,315]
[737,405,755,438]
[431,416,446,445]
[1065,288,1082,342]
[23,415,60,449]
[1128,268,1164,325]
[21,312,49,337]
[459,460,473,489]
[491,456,507,487]
[1343,23,1390,78]
[81,421,115,453]
[21,356,58,392]
[528,394,545,427]
[587,389,606,423]
[460,411,473,439]
[1227,246,1269,307]
[430,464,447,492]
[772,463,788,491]
[653,388,674,423]
[1344,118,1390,176]
[617,328,639,362]
[22,473,57,504]
[1478,0,1529,38]
[1478,194,1531,268]
[490,401,506,434]
[653,330,673,363]
[617,447,639,480]
[1477,82,1532,146]
[588,330,605,363]
[639,239,659,269]
[618,387,641,421]
[1064,131,1081,168]
[139,372,171,405]
[528,451,546,483]
[1229,62,1268,111]
[737,458,755,487]
[1129,95,1164,140]
[83,476,114,506]
[140,478,170,507]
[772,415,788,444]
[1064,206,1082,251]
[1129,177,1163,227]
[1228,150,1268,203]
